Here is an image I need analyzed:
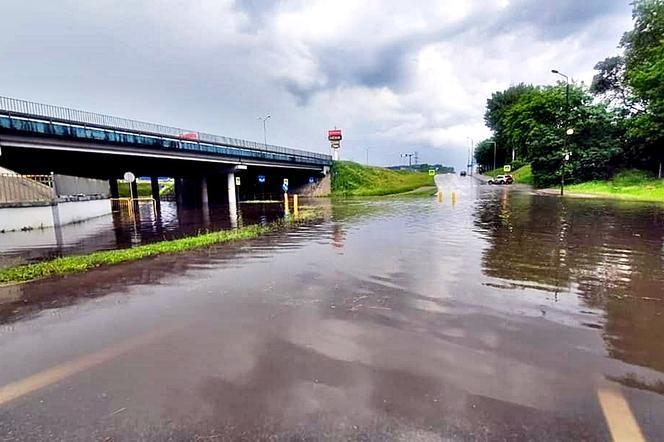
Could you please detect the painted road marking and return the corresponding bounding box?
[0,327,174,407]
[597,385,646,442]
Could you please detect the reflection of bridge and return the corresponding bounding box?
[0,96,332,209]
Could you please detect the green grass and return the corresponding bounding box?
[118,182,153,197]
[565,170,664,202]
[331,161,434,196]
[484,164,533,185]
[0,209,319,285]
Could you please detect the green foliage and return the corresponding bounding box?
[331,161,434,196]
[118,182,153,197]
[483,83,624,187]
[0,209,320,284]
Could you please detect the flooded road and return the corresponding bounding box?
[1,175,663,440]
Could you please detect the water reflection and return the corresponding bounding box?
[474,189,664,373]
[0,201,287,268]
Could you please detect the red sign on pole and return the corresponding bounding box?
[328,129,342,141]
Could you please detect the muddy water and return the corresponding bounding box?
[0,176,663,439]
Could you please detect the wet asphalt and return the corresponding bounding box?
[1,175,664,440]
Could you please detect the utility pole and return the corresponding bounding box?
[467,137,474,176]
[366,147,370,165]
[257,115,270,150]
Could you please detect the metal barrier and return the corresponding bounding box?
[0,173,54,204]
[0,96,331,164]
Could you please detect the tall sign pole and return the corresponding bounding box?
[328,128,342,161]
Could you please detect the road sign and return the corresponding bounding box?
[283,178,289,185]
[258,175,266,183]
[428,169,436,176]
[308,176,315,184]
[503,165,512,172]
[328,129,342,141]
[123,172,135,183]
[282,183,289,193]
[235,176,241,186]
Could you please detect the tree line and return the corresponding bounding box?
[475,0,664,187]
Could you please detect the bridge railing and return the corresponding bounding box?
[0,96,331,163]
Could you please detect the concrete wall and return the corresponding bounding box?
[0,204,55,231]
[57,199,111,225]
[54,174,111,197]
[0,199,112,232]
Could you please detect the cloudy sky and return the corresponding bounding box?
[1,0,633,170]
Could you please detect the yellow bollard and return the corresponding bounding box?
[451,191,457,207]
[293,194,299,216]
[437,191,443,203]
[284,192,289,213]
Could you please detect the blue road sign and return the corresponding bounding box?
[282,183,289,193]
[258,175,266,183]
[308,176,315,184]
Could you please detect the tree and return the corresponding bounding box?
[484,84,536,161]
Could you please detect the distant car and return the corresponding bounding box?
[460,171,467,176]
[488,174,513,185]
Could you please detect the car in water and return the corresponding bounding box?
[488,174,513,185]
[460,171,467,176]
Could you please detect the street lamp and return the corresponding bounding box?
[365,147,370,165]
[401,153,415,167]
[552,69,573,195]
[257,115,270,150]
[466,137,474,175]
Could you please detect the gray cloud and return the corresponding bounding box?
[0,0,634,170]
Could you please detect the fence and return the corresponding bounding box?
[0,173,55,204]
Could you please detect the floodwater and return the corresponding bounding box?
[0,201,286,269]
[1,175,664,440]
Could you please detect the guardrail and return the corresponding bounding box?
[0,173,55,204]
[0,96,331,164]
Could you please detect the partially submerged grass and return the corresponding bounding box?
[332,161,434,196]
[0,209,319,285]
[565,170,664,202]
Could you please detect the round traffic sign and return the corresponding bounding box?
[123,172,136,183]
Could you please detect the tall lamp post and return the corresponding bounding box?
[467,137,474,176]
[552,69,572,195]
[401,153,415,167]
[365,147,370,165]
[257,115,271,150]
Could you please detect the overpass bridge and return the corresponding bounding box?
[0,96,332,208]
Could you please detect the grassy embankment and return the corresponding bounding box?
[117,181,175,198]
[0,209,319,285]
[564,170,664,202]
[331,161,435,196]
[484,164,534,185]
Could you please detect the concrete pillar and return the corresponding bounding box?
[227,172,238,228]
[109,179,119,199]
[175,177,184,207]
[151,176,161,209]
[201,177,209,207]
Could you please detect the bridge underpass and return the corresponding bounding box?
[0,96,331,214]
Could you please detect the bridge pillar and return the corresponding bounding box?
[150,176,161,210]
[109,179,119,199]
[201,177,209,207]
[175,178,184,207]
